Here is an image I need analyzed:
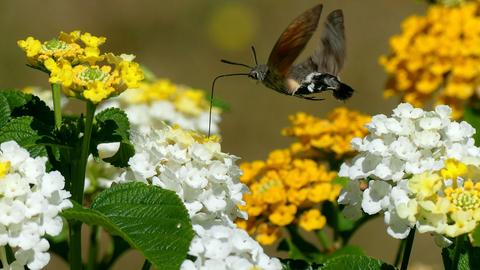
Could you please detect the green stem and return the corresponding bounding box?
[394,239,406,267]
[141,260,151,270]
[51,83,63,128]
[69,223,82,270]
[400,227,416,270]
[87,226,100,270]
[69,101,96,270]
[316,230,332,251]
[0,246,9,268]
[73,101,95,204]
[451,235,465,270]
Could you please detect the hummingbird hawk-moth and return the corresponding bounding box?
[208,4,354,135]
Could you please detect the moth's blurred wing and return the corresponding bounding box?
[266,4,323,78]
[294,9,345,77]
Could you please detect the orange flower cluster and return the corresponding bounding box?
[380,2,480,118]
[282,107,371,159]
[238,149,340,245]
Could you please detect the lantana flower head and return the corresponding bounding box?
[0,141,72,269]
[116,125,281,269]
[282,107,371,159]
[238,148,340,245]
[105,78,221,134]
[402,159,480,239]
[339,103,480,241]
[45,52,143,104]
[380,2,480,118]
[18,31,144,104]
[17,31,83,67]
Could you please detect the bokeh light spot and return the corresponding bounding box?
[207,3,258,52]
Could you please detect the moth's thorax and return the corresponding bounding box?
[249,64,268,81]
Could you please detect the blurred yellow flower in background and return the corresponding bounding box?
[282,107,371,159]
[119,78,215,116]
[380,2,480,118]
[206,2,257,52]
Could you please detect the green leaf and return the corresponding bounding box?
[463,107,480,146]
[471,225,480,247]
[320,255,395,270]
[281,259,321,270]
[102,141,135,167]
[442,236,480,270]
[62,182,194,270]
[0,89,31,113]
[95,108,130,141]
[326,245,364,259]
[0,94,11,127]
[0,116,50,157]
[0,89,54,127]
[92,108,134,167]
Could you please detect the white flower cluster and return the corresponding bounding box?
[181,225,281,270]
[0,141,72,269]
[338,103,480,239]
[117,126,281,269]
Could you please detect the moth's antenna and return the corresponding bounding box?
[209,72,250,137]
[251,46,258,66]
[220,59,252,69]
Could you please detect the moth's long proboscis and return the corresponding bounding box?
[208,73,250,137]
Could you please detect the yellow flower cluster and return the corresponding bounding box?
[238,149,340,245]
[18,31,144,104]
[282,107,371,159]
[380,2,480,118]
[400,159,480,238]
[119,78,213,116]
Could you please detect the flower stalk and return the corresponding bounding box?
[51,83,63,128]
[400,228,416,270]
[0,246,9,269]
[316,230,332,251]
[141,260,151,270]
[394,239,406,267]
[69,101,96,270]
[87,226,101,270]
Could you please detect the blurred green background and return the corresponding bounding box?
[0,0,440,269]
